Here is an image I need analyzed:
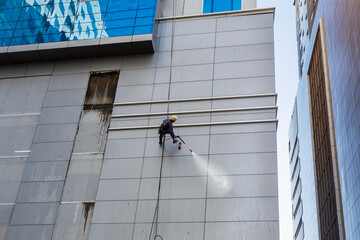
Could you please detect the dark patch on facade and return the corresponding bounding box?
[82,202,95,234]
[84,71,120,110]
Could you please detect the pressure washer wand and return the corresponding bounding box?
[177,136,193,153]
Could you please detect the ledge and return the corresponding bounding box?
[0,34,155,65]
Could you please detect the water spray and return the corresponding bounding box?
[177,136,193,153]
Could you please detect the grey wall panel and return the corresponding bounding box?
[43,89,86,107]
[155,67,171,83]
[0,159,26,203]
[0,116,39,156]
[157,22,173,38]
[208,153,277,175]
[0,205,13,239]
[174,19,216,36]
[210,122,277,135]
[156,37,172,52]
[144,135,209,157]
[0,76,49,114]
[90,56,122,72]
[206,197,279,221]
[169,101,211,112]
[10,203,59,225]
[88,224,133,240]
[209,132,277,154]
[112,105,151,115]
[96,179,140,201]
[159,155,208,177]
[212,97,276,109]
[133,223,204,240]
[100,158,143,179]
[173,33,215,51]
[92,201,136,224]
[141,157,162,178]
[158,199,205,222]
[204,222,279,240]
[166,125,211,136]
[207,174,278,198]
[172,48,214,66]
[214,60,275,80]
[216,28,274,47]
[34,124,78,143]
[212,77,275,96]
[114,85,154,102]
[215,44,274,63]
[159,176,207,199]
[217,13,273,32]
[0,64,27,79]
[72,111,110,153]
[107,129,148,140]
[52,59,93,75]
[39,106,82,125]
[211,110,277,122]
[138,178,159,200]
[28,142,73,162]
[121,54,158,70]
[157,52,172,67]
[48,73,90,91]
[0,205,13,224]
[105,139,146,159]
[242,0,257,10]
[148,114,211,126]
[152,83,170,100]
[183,0,203,15]
[135,200,157,223]
[5,225,54,240]
[52,203,95,240]
[171,64,213,82]
[24,62,55,76]
[118,69,155,87]
[169,80,213,99]
[16,181,64,203]
[22,161,69,182]
[61,154,103,201]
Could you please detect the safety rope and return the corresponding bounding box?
[148,0,177,239]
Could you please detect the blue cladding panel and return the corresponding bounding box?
[203,0,241,13]
[0,0,157,47]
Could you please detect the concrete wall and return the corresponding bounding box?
[0,10,277,240]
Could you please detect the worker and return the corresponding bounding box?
[159,115,178,145]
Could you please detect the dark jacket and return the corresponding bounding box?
[160,118,175,138]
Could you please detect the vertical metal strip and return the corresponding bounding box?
[319,18,346,240]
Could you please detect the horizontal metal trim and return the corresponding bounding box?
[109,119,278,131]
[157,7,275,22]
[61,201,95,204]
[112,106,277,119]
[114,93,277,106]
[0,203,16,206]
[0,113,41,118]
[0,155,29,159]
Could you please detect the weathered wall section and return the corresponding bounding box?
[0,10,278,240]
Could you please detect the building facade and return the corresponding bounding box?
[290,0,360,240]
[0,0,279,239]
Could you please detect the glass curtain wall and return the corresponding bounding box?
[203,0,241,13]
[0,0,157,47]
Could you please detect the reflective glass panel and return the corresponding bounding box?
[0,0,157,47]
[203,0,242,13]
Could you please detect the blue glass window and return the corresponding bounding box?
[0,0,157,47]
[203,0,241,13]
